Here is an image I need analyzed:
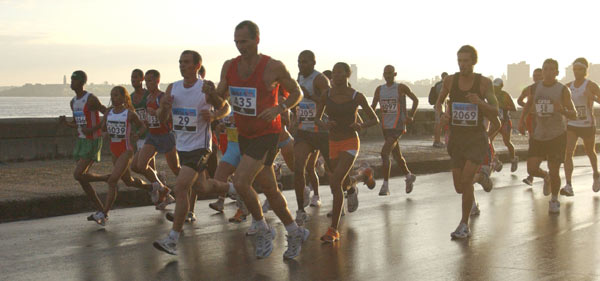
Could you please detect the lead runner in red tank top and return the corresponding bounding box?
[202,20,309,260]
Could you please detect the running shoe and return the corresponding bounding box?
[522,176,533,186]
[209,198,225,213]
[510,156,519,173]
[255,224,276,259]
[228,209,247,223]
[432,142,445,148]
[295,209,309,226]
[320,227,340,243]
[493,158,503,173]
[347,186,359,212]
[478,166,493,192]
[470,201,480,216]
[560,184,574,197]
[405,174,416,194]
[310,194,321,207]
[185,212,196,223]
[316,157,326,177]
[150,182,161,204]
[165,212,175,222]
[246,220,259,236]
[360,164,376,189]
[90,211,106,226]
[450,223,471,239]
[153,236,177,255]
[379,182,390,196]
[543,174,551,196]
[262,199,270,214]
[593,175,600,192]
[549,200,560,214]
[303,186,311,208]
[156,194,175,210]
[284,227,309,260]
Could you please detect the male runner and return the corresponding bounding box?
[202,20,308,259]
[518,68,543,185]
[518,58,576,214]
[489,78,518,172]
[293,50,331,225]
[59,70,110,221]
[433,72,448,148]
[561,57,600,196]
[371,65,418,196]
[435,45,499,239]
[153,50,229,255]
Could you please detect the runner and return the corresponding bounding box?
[518,68,543,185]
[561,57,600,196]
[202,21,308,260]
[93,86,155,225]
[153,50,229,255]
[371,65,418,196]
[518,58,577,214]
[133,69,177,210]
[293,50,331,226]
[435,45,499,239]
[58,70,110,222]
[432,72,449,148]
[315,62,379,243]
[489,78,518,172]
[129,69,150,155]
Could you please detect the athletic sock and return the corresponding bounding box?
[285,222,299,233]
[551,195,558,201]
[228,182,236,195]
[169,230,180,242]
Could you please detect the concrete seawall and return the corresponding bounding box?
[3,108,600,162]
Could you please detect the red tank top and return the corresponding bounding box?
[226,55,282,138]
[146,92,172,135]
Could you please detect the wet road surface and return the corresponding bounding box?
[2,156,600,280]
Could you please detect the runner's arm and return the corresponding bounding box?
[204,60,233,110]
[435,76,451,114]
[87,94,108,115]
[588,81,600,104]
[517,87,529,107]
[560,86,577,120]
[478,78,499,117]
[158,84,173,124]
[315,89,329,129]
[313,74,331,103]
[517,87,532,134]
[129,110,147,138]
[355,92,379,130]
[505,92,517,111]
[401,84,419,120]
[61,100,78,128]
[211,102,231,121]
[257,60,303,121]
[371,86,381,111]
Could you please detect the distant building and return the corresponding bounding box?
[350,64,358,87]
[563,65,575,83]
[506,61,530,96]
[63,75,66,85]
[588,63,600,83]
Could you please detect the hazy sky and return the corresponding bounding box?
[1,0,599,86]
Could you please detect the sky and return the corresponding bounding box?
[1,0,599,86]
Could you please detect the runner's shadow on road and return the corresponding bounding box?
[155,260,182,281]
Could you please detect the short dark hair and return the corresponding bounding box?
[299,50,315,61]
[235,20,260,40]
[533,68,542,73]
[145,69,160,79]
[198,65,206,77]
[333,62,351,78]
[441,72,448,78]
[71,70,87,84]
[181,50,202,65]
[132,69,144,78]
[543,58,559,70]
[573,57,589,68]
[457,45,478,64]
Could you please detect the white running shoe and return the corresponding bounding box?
[560,184,574,197]
[185,212,197,223]
[347,187,359,212]
[522,176,533,186]
[209,198,225,213]
[543,174,551,196]
[283,227,309,260]
[379,182,390,196]
[153,236,177,255]
[246,220,259,236]
[156,194,176,210]
[510,156,519,173]
[549,200,560,214]
[593,175,600,192]
[450,223,471,239]
[405,174,416,194]
[262,199,270,214]
[478,166,493,192]
[255,224,276,259]
[150,182,160,204]
[303,186,311,208]
[310,194,321,207]
[295,209,309,226]
[470,201,480,216]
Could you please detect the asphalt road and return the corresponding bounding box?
[2,156,600,281]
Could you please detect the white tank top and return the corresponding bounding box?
[568,79,593,127]
[171,79,212,151]
[297,71,320,132]
[380,83,406,130]
[72,92,95,138]
[106,108,130,143]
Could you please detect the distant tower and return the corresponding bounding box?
[350,64,358,86]
[506,61,530,95]
[63,75,66,85]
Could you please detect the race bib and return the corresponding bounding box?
[135,108,147,122]
[107,120,127,141]
[172,108,198,132]
[229,86,257,116]
[451,102,478,126]
[381,98,397,114]
[73,111,86,127]
[576,105,587,120]
[535,99,554,117]
[147,114,160,128]
[298,101,316,124]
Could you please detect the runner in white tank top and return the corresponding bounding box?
[562,58,600,196]
[370,65,419,196]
